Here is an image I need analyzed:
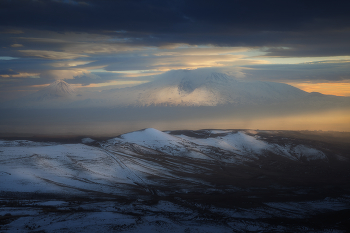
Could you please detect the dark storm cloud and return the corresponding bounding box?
[1,0,350,56]
[243,62,350,82]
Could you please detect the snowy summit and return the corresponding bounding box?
[33,79,76,101]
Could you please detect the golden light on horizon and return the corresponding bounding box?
[142,109,350,132]
[287,82,350,96]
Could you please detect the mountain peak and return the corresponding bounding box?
[32,79,76,101]
[46,79,75,95]
[48,79,74,92]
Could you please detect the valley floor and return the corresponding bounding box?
[1,189,350,232]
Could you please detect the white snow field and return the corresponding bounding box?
[1,128,349,232]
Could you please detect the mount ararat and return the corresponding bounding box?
[3,69,348,109]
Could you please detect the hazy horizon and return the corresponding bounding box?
[1,105,349,138]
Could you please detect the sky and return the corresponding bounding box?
[1,0,350,102]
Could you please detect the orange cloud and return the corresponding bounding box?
[29,84,50,88]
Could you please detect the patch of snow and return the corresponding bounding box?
[177,131,269,159]
[209,130,231,134]
[292,145,327,160]
[81,138,95,144]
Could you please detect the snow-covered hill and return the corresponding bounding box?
[106,128,327,163]
[1,128,349,232]
[0,128,345,196]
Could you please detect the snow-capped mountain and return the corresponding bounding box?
[2,79,78,108]
[95,69,309,107]
[2,69,349,109]
[29,79,76,101]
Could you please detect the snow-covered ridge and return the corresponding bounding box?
[0,129,348,233]
[108,128,327,161]
[0,128,339,196]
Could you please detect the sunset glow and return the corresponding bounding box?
[288,82,350,96]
